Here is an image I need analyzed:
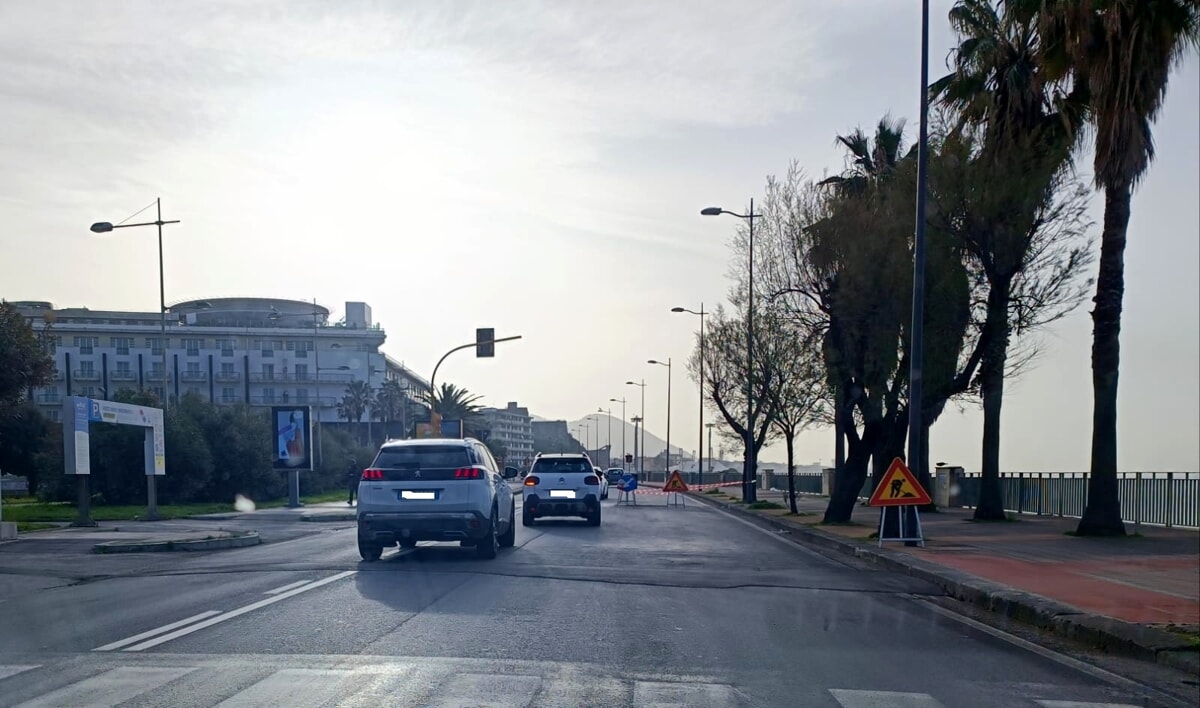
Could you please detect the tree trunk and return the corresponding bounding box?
[974,282,1010,521]
[1078,182,1130,536]
[823,405,880,523]
[785,431,798,514]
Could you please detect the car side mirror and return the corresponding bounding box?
[503,466,520,479]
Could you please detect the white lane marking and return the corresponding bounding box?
[914,598,1189,707]
[216,668,359,707]
[829,689,943,707]
[634,680,742,707]
[13,666,196,708]
[430,673,542,707]
[1036,702,1142,708]
[688,495,830,558]
[0,665,40,681]
[93,611,222,651]
[118,571,356,652]
[264,579,312,595]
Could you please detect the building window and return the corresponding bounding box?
[215,338,235,356]
[262,388,276,404]
[296,388,309,403]
[182,338,204,356]
[221,362,235,376]
[147,337,166,356]
[49,409,61,422]
[150,361,164,378]
[221,387,237,404]
[186,362,202,376]
[80,385,97,398]
[114,361,132,378]
[151,385,165,400]
[74,336,98,354]
[111,336,133,355]
[187,386,202,397]
[79,360,95,376]
[262,363,275,381]
[294,364,309,381]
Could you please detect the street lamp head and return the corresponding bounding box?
[89,222,114,233]
[647,359,658,365]
[670,307,685,313]
[700,207,723,216]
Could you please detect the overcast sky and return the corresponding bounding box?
[2,0,1196,472]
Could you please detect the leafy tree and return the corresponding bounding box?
[337,380,373,443]
[933,0,1096,519]
[0,301,53,414]
[0,403,53,494]
[419,382,484,433]
[1025,0,1199,536]
[373,379,408,439]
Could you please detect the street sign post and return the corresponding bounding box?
[663,469,688,507]
[868,457,930,547]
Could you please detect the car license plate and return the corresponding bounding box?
[400,490,437,501]
[549,490,575,499]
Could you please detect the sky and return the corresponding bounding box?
[1,0,1196,472]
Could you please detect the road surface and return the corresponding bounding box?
[0,493,1186,707]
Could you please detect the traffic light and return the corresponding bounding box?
[476,328,495,357]
[625,454,633,464]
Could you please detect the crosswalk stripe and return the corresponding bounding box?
[829,689,945,708]
[12,666,196,708]
[1035,702,1142,708]
[215,668,359,708]
[431,672,543,707]
[0,665,40,681]
[633,679,741,707]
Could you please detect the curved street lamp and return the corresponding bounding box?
[672,305,707,486]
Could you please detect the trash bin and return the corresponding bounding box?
[935,466,965,507]
[822,468,836,496]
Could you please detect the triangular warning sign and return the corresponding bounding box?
[662,470,689,492]
[867,457,932,507]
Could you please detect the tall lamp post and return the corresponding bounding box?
[647,359,672,477]
[598,406,612,467]
[626,380,646,477]
[702,203,762,502]
[91,198,180,521]
[907,0,932,496]
[672,304,707,486]
[630,415,643,476]
[609,397,626,469]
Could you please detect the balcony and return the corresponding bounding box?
[35,393,61,404]
[215,371,242,383]
[110,370,137,381]
[181,370,208,382]
[146,371,170,382]
[73,369,101,381]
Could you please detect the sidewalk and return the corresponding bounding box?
[658,483,1199,670]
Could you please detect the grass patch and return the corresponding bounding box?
[1,490,348,523]
[704,489,723,495]
[746,500,786,510]
[16,522,58,533]
[785,511,816,517]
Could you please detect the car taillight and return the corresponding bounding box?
[584,475,599,485]
[361,469,383,481]
[523,476,539,487]
[454,467,483,479]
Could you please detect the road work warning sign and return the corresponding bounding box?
[662,470,689,493]
[867,457,932,507]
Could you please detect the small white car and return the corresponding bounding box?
[522,453,602,526]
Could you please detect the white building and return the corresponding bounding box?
[479,402,534,468]
[14,298,428,430]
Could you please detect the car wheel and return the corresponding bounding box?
[601,491,609,500]
[499,500,516,548]
[587,506,602,527]
[522,506,535,527]
[358,539,383,561]
[398,539,417,549]
[476,510,499,559]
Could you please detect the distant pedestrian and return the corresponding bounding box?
[346,459,359,505]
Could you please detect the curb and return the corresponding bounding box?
[300,513,357,523]
[92,531,261,554]
[689,491,1199,673]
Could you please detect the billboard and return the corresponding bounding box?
[272,406,313,471]
[63,396,164,476]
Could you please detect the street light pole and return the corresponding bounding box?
[599,406,612,467]
[702,204,762,502]
[610,397,626,469]
[91,198,181,521]
[648,359,672,477]
[671,304,706,486]
[908,0,932,497]
[626,380,646,477]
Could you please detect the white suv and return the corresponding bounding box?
[522,453,602,526]
[356,438,519,561]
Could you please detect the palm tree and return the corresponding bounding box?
[337,380,373,444]
[373,379,408,439]
[931,0,1090,521]
[419,382,484,434]
[1031,0,1199,536]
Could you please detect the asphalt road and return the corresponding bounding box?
[0,493,1187,707]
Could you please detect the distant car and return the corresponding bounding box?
[356,437,519,561]
[522,452,602,526]
[593,466,609,500]
[604,467,624,485]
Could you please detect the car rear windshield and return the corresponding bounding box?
[532,458,592,475]
[372,445,471,469]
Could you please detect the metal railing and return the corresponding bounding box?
[778,469,1198,530]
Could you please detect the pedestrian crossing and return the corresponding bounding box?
[0,659,1151,707]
